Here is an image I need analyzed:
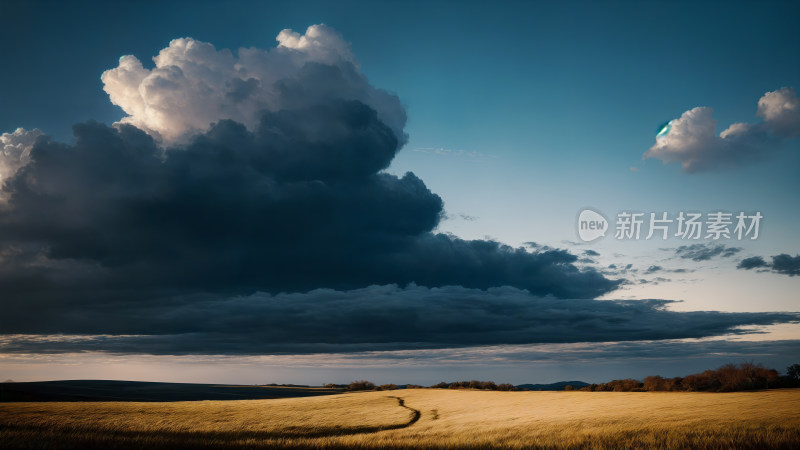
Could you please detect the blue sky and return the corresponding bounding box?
[0,0,798,384]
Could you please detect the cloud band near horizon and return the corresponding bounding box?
[1,284,797,355]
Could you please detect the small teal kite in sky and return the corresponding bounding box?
[656,120,673,138]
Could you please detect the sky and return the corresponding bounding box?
[0,0,798,385]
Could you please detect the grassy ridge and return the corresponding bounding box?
[1,389,799,448]
[0,380,343,402]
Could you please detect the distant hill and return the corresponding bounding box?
[0,379,596,401]
[516,381,589,391]
[0,380,343,402]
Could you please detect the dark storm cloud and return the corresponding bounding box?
[0,29,634,356]
[0,285,796,355]
[737,254,800,276]
[0,108,620,323]
[673,243,741,261]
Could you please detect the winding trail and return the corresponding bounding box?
[386,395,422,428]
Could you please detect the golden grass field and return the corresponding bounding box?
[1,388,799,448]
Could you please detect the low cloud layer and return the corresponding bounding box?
[738,254,800,276]
[644,87,800,172]
[1,284,796,355]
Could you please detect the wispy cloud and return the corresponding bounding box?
[413,147,497,161]
[671,243,742,262]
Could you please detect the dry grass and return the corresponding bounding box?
[1,389,799,448]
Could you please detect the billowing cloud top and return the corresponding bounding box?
[101,25,406,144]
[758,87,800,138]
[644,87,800,172]
[0,128,43,200]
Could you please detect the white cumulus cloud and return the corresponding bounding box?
[757,87,800,138]
[101,24,406,145]
[644,87,800,172]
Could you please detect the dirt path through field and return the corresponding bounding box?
[385,396,421,429]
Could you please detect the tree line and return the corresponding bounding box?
[337,362,800,393]
[340,380,518,391]
[577,362,799,392]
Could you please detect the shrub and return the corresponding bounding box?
[684,370,719,391]
[788,364,800,382]
[663,377,683,391]
[480,381,497,390]
[435,380,504,390]
[347,380,375,391]
[607,379,642,392]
